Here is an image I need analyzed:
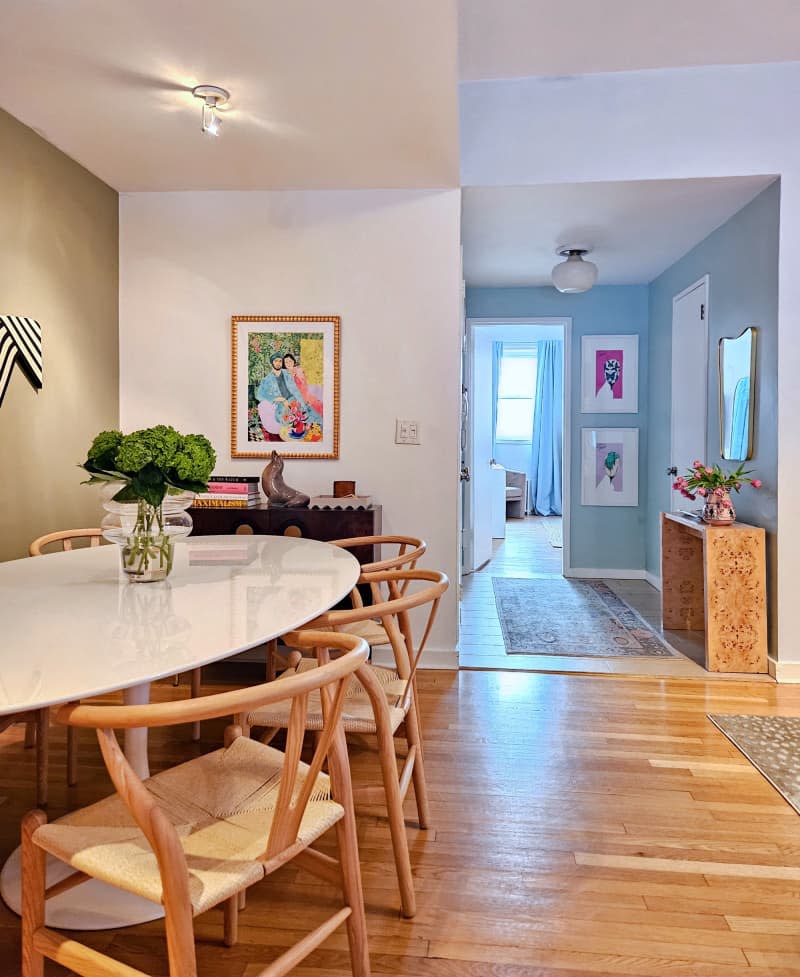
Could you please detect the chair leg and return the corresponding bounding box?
[163,886,198,977]
[224,894,239,947]
[190,668,201,742]
[266,638,278,682]
[403,702,431,831]
[328,731,371,977]
[34,711,49,809]
[374,720,416,918]
[21,810,47,977]
[67,727,78,787]
[24,721,36,749]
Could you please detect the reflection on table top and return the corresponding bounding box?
[0,535,359,714]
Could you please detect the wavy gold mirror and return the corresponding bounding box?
[719,326,756,461]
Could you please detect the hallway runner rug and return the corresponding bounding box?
[492,577,678,657]
[708,714,800,816]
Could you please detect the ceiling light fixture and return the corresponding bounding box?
[192,85,230,137]
[551,245,598,293]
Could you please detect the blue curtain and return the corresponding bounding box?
[490,341,503,460]
[529,339,563,515]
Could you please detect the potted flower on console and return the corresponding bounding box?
[81,425,216,581]
[673,460,762,526]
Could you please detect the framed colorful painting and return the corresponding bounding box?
[581,427,639,506]
[581,334,638,413]
[231,315,340,459]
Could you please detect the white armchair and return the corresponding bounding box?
[505,469,527,519]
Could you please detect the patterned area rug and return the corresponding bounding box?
[541,517,563,549]
[492,577,678,657]
[709,714,800,815]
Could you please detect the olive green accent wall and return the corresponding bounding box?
[0,109,118,561]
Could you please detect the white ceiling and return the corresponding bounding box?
[459,0,800,80]
[462,177,777,287]
[0,1,459,191]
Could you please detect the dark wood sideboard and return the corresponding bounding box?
[189,504,382,566]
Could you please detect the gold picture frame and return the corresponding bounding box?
[231,315,340,459]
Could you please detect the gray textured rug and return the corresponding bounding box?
[709,714,800,815]
[492,577,678,657]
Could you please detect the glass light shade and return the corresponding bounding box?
[551,254,598,293]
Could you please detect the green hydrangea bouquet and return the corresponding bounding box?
[81,425,216,580]
[81,425,216,506]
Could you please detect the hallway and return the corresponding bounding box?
[459,517,763,679]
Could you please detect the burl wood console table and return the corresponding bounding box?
[660,512,767,673]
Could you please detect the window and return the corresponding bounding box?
[495,345,537,442]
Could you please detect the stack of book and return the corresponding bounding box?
[193,475,262,508]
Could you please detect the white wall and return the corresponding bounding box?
[461,61,800,670]
[119,189,462,663]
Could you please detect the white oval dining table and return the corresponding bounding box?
[0,534,360,930]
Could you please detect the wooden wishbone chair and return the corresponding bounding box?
[21,631,371,977]
[28,529,103,556]
[247,568,448,919]
[265,535,427,679]
[22,529,104,804]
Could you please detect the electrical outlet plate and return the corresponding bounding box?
[395,419,420,445]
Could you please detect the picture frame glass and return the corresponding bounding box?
[581,334,639,413]
[581,427,639,506]
[231,316,340,459]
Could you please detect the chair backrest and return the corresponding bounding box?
[308,569,448,700]
[29,528,103,556]
[330,534,426,575]
[55,631,369,869]
[329,535,426,604]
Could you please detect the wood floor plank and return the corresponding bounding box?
[1,666,800,975]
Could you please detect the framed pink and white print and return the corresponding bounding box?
[581,334,638,413]
[581,427,639,506]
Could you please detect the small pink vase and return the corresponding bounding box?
[702,490,736,526]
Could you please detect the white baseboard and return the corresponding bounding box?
[645,571,662,591]
[564,568,647,580]
[371,645,458,671]
[769,658,800,683]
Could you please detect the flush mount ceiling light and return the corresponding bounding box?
[192,85,230,136]
[551,245,599,294]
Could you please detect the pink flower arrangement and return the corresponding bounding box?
[673,461,762,502]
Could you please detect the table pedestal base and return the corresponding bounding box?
[0,847,163,929]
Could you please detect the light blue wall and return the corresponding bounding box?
[647,181,779,646]
[494,441,532,478]
[466,286,649,570]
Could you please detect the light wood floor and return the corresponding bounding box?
[2,668,800,975]
[459,517,763,679]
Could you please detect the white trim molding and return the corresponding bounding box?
[645,571,662,591]
[565,568,647,580]
[768,658,800,683]
[371,645,459,671]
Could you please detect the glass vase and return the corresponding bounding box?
[101,489,194,582]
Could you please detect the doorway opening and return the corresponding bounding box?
[461,317,570,579]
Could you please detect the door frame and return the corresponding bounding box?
[670,275,710,511]
[463,316,572,576]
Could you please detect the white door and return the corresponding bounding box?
[462,326,494,572]
[670,278,708,511]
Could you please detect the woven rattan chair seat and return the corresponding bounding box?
[33,736,342,915]
[337,619,390,646]
[248,660,408,735]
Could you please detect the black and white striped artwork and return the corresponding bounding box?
[0,315,42,407]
